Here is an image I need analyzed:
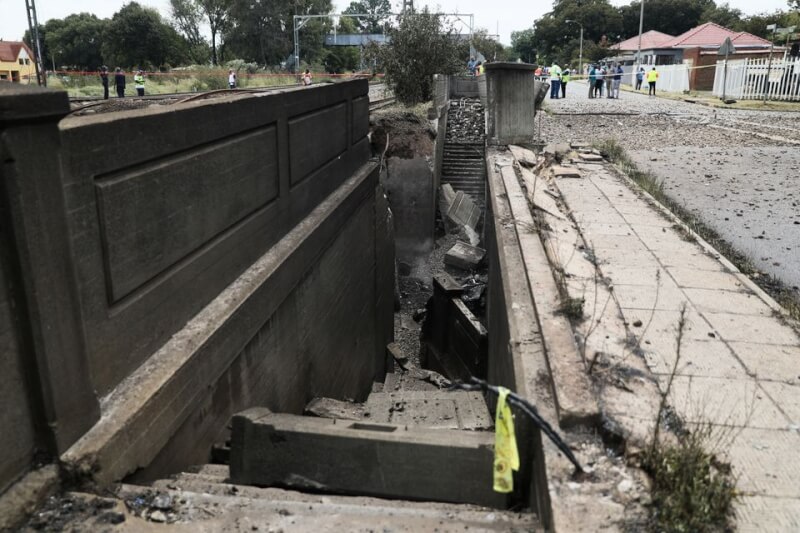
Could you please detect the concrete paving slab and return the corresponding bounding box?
[725,428,800,497]
[758,380,800,425]
[646,339,748,379]
[622,308,715,342]
[589,234,651,254]
[703,313,800,345]
[683,288,774,317]
[728,342,800,383]
[667,376,789,429]
[736,495,800,532]
[667,267,747,291]
[599,266,668,286]
[613,284,690,312]
[581,222,633,238]
[658,251,728,271]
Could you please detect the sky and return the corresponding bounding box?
[0,0,793,46]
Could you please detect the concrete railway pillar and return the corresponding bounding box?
[484,62,537,146]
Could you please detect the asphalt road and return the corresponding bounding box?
[540,81,800,291]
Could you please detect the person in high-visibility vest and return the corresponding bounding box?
[647,67,659,97]
[560,69,570,98]
[134,69,145,96]
[549,63,562,99]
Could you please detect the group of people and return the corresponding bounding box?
[588,63,625,99]
[467,57,485,76]
[537,64,571,99]
[98,66,147,99]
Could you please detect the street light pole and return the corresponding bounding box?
[565,20,584,76]
[635,0,645,84]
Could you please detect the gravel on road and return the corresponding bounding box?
[540,81,800,292]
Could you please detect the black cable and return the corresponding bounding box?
[450,377,583,473]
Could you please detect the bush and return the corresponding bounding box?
[367,7,463,105]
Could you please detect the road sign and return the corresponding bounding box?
[718,37,736,56]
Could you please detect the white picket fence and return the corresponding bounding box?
[713,57,800,101]
[628,63,690,93]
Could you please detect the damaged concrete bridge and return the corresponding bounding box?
[3,62,798,532]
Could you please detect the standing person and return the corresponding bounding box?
[302,69,312,86]
[534,66,542,80]
[114,67,125,98]
[596,66,605,98]
[134,69,145,96]
[99,66,109,100]
[549,63,562,99]
[467,56,477,75]
[647,66,659,96]
[588,65,596,98]
[560,68,570,98]
[605,64,613,98]
[228,69,237,89]
[612,64,623,98]
[476,61,484,76]
[635,67,644,91]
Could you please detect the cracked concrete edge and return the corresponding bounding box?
[607,161,797,324]
[493,152,600,429]
[0,465,60,531]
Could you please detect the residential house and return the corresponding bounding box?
[0,40,36,83]
[609,23,779,90]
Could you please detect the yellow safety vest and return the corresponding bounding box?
[562,72,571,83]
[134,74,145,86]
[647,70,658,82]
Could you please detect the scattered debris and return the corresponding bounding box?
[552,166,582,179]
[444,241,486,270]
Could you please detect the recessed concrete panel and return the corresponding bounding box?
[95,126,279,303]
[289,103,347,186]
[352,96,369,144]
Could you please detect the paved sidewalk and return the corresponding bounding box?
[550,161,800,531]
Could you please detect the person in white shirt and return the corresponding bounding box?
[303,69,312,86]
[228,69,236,89]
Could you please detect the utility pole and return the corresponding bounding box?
[635,0,645,83]
[24,0,46,86]
[401,0,414,14]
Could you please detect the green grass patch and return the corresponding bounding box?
[594,138,800,322]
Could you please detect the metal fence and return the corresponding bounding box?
[713,57,800,101]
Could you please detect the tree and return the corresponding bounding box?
[700,2,744,29]
[469,29,510,62]
[224,0,331,68]
[342,0,392,33]
[324,16,360,73]
[42,13,107,69]
[103,2,189,68]
[511,28,537,63]
[170,0,211,63]
[618,0,714,39]
[368,7,463,105]
[197,0,233,65]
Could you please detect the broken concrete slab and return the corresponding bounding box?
[230,408,506,508]
[304,398,367,420]
[578,153,604,163]
[444,241,486,270]
[508,145,538,167]
[446,190,481,229]
[543,142,572,159]
[365,390,492,430]
[552,166,582,179]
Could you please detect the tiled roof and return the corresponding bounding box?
[613,30,675,51]
[0,41,32,63]
[662,22,772,49]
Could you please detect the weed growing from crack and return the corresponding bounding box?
[643,305,737,532]
[595,138,800,323]
[558,296,585,321]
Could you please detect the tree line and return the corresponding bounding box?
[24,0,393,72]
[512,0,800,68]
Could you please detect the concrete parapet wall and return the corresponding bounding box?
[484,149,553,529]
[0,80,391,493]
[59,82,371,397]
